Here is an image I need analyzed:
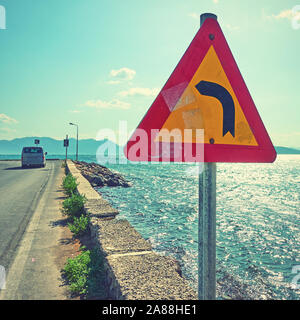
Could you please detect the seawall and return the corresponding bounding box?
[66,160,197,300]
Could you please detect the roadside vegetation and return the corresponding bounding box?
[68,214,89,237]
[61,166,106,298]
[62,173,88,235]
[62,173,78,197]
[63,193,86,219]
[63,246,106,298]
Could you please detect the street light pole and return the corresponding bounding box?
[69,122,79,161]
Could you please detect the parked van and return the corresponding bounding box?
[21,147,47,168]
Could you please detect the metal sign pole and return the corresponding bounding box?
[65,135,68,162]
[198,13,217,300]
[198,162,216,299]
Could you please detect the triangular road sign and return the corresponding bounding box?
[124,17,276,163]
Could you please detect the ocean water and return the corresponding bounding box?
[98,155,300,300]
[1,154,299,299]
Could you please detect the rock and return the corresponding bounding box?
[73,160,132,188]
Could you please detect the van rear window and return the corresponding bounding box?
[23,147,42,153]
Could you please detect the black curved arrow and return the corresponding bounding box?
[195,80,235,137]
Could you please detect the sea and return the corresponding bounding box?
[1,154,299,300]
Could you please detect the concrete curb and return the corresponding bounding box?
[66,160,197,300]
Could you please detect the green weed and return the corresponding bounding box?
[62,173,78,197]
[62,193,86,218]
[63,248,106,298]
[68,214,90,237]
[63,250,91,295]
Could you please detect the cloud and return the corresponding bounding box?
[272,9,295,20]
[109,67,136,83]
[262,7,300,30]
[118,87,160,97]
[265,8,300,22]
[0,113,18,124]
[83,99,130,110]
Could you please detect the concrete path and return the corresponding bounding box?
[0,160,69,299]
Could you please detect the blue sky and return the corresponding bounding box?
[0,0,299,148]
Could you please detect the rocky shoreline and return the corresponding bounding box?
[73,161,131,188]
[67,160,197,299]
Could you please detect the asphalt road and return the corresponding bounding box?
[0,160,60,270]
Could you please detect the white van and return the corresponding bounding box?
[21,147,47,168]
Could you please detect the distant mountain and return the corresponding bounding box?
[0,137,120,155]
[275,146,300,155]
[0,137,299,155]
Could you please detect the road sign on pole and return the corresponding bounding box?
[34,139,40,145]
[64,135,69,161]
[124,12,276,300]
[124,14,276,163]
[64,138,69,148]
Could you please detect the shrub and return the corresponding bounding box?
[68,214,90,237]
[63,250,91,295]
[62,193,86,218]
[63,248,106,297]
[62,173,78,197]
